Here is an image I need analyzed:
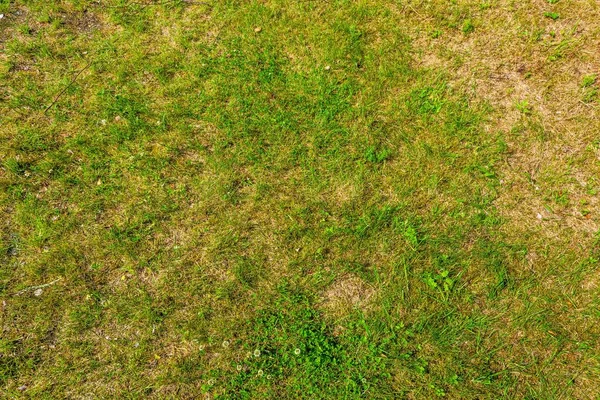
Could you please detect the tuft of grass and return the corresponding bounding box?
[581,74,598,103]
[544,11,560,20]
[515,100,532,114]
[462,19,475,34]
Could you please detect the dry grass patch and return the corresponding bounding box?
[402,0,600,245]
[320,274,376,320]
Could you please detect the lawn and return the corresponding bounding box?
[1,0,599,398]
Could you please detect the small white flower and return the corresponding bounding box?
[257,369,264,376]
[100,119,107,125]
[325,65,331,70]
[294,348,301,355]
[34,288,43,297]
[0,14,4,20]
[236,364,242,371]
[208,378,216,385]
[222,340,230,348]
[253,349,261,357]
[266,374,272,380]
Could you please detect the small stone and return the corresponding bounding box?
[0,14,4,20]
[536,213,543,220]
[18,385,27,391]
[325,65,331,70]
[254,26,262,33]
[34,288,43,297]
[114,116,121,122]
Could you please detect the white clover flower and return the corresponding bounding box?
[253,349,261,357]
[266,374,272,380]
[222,340,230,348]
[257,369,264,377]
[208,378,216,385]
[294,348,301,355]
[236,364,242,371]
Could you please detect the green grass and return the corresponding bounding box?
[1,0,599,398]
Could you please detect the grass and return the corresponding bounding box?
[1,0,599,398]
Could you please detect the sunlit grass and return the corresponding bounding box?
[1,0,599,398]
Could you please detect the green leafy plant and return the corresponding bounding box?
[423,269,455,300]
[462,19,475,34]
[515,100,532,114]
[544,12,560,20]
